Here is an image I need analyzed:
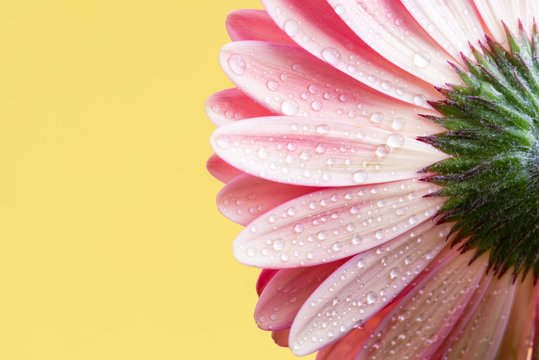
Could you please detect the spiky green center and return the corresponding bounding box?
[420,24,539,280]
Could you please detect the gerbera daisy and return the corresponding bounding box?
[206,1,539,359]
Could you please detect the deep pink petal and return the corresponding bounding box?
[255,259,346,330]
[353,251,488,360]
[326,0,460,86]
[211,116,448,187]
[217,174,319,225]
[205,88,273,127]
[233,179,444,268]
[271,328,290,347]
[256,269,279,296]
[219,41,443,137]
[260,0,440,104]
[226,9,296,45]
[206,153,244,183]
[289,221,451,355]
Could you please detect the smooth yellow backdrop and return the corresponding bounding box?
[0,0,315,359]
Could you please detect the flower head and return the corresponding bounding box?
[207,1,539,359]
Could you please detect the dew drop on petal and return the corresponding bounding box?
[316,124,330,135]
[386,133,405,148]
[353,170,368,184]
[391,117,406,131]
[281,99,299,115]
[321,47,342,66]
[413,52,431,68]
[413,94,426,106]
[266,80,279,91]
[228,54,246,75]
[375,145,390,157]
[283,19,298,36]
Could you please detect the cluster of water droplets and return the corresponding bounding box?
[289,221,452,356]
[233,179,443,269]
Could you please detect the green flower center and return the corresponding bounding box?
[419,24,539,281]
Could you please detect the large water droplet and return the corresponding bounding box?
[321,47,342,66]
[281,99,299,115]
[228,54,246,75]
[353,170,368,184]
[387,133,405,148]
[284,19,298,36]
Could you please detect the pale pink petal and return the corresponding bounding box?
[271,328,290,347]
[217,174,319,226]
[233,179,444,268]
[206,153,244,183]
[473,0,539,44]
[494,274,535,360]
[401,0,487,60]
[226,9,296,45]
[219,41,443,137]
[354,251,488,360]
[255,259,346,330]
[326,0,461,86]
[288,221,451,355]
[260,0,440,104]
[256,269,279,296]
[205,88,273,127]
[211,116,448,187]
[431,273,494,359]
[316,303,395,360]
[440,272,516,360]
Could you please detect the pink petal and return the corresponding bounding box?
[289,220,451,355]
[326,0,460,86]
[316,303,395,360]
[400,0,487,60]
[206,153,244,183]
[219,41,443,137]
[439,272,516,360]
[431,273,494,359]
[255,259,346,330]
[205,88,273,127]
[256,269,279,296]
[473,0,539,44]
[260,0,440,105]
[271,328,290,347]
[493,274,535,360]
[354,250,488,360]
[226,9,296,45]
[233,179,444,268]
[217,174,319,226]
[211,116,448,187]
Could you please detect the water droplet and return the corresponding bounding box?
[375,145,390,158]
[366,291,377,304]
[321,47,342,66]
[389,267,400,279]
[413,52,431,68]
[294,224,304,233]
[311,100,322,111]
[281,99,299,115]
[391,117,406,131]
[316,124,330,135]
[273,239,284,251]
[351,234,362,245]
[413,94,426,106]
[317,231,328,240]
[283,19,298,36]
[387,133,405,148]
[356,258,366,269]
[370,112,384,124]
[381,80,392,90]
[353,171,368,184]
[228,54,246,75]
[257,148,269,159]
[266,80,279,91]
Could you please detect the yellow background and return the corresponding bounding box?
[0,0,315,359]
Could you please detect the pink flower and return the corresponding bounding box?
[206,1,539,359]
